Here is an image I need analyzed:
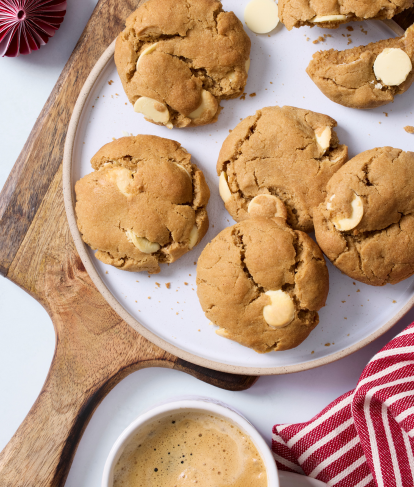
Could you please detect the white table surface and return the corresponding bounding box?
[1,2,414,486]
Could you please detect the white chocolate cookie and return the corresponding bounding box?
[197,218,329,353]
[75,135,210,274]
[216,106,348,232]
[307,26,414,109]
[279,0,413,30]
[115,0,251,128]
[314,147,414,286]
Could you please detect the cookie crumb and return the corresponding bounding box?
[194,262,197,265]
[346,26,354,31]
[240,93,247,100]
[184,282,188,285]
[344,317,347,320]
[347,38,352,45]
[105,271,108,274]
[249,92,256,97]
[393,300,397,303]
[311,350,314,354]
[341,300,346,303]
[313,39,319,44]
[108,80,114,85]
[135,300,137,303]
[384,112,388,117]
[155,282,161,287]
[166,283,171,289]
[353,282,356,285]
[357,289,360,292]
[148,296,151,299]
[325,343,331,347]
[404,125,414,134]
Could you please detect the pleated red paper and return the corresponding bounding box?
[0,0,66,57]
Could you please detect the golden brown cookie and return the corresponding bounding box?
[279,0,413,30]
[314,147,414,286]
[216,106,348,233]
[75,135,210,274]
[196,218,329,353]
[115,0,251,129]
[307,26,414,109]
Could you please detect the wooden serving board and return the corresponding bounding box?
[0,0,413,484]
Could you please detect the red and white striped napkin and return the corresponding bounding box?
[272,322,414,486]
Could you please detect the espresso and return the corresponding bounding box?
[113,411,267,487]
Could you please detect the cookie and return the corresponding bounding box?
[115,0,251,129]
[279,0,413,30]
[216,106,348,233]
[314,147,414,286]
[196,218,329,353]
[75,135,210,274]
[307,26,414,109]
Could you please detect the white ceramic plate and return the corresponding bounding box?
[63,3,414,375]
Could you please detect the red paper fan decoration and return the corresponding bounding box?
[0,0,67,57]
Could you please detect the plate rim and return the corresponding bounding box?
[62,38,414,376]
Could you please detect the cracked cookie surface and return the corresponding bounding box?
[314,147,414,286]
[216,106,348,233]
[196,218,329,353]
[307,26,414,109]
[75,135,210,274]
[114,0,251,128]
[279,0,413,30]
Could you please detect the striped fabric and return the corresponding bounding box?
[272,323,414,486]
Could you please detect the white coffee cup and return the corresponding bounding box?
[102,396,279,487]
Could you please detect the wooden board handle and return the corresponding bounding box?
[0,353,115,487]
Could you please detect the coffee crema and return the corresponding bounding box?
[113,411,267,487]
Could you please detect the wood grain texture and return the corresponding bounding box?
[0,2,412,485]
[0,1,257,486]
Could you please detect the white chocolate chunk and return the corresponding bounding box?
[188,90,218,121]
[333,194,364,231]
[136,43,158,70]
[244,0,279,34]
[248,194,287,219]
[134,96,171,126]
[125,230,161,254]
[216,327,230,338]
[189,225,198,249]
[263,290,295,328]
[245,58,251,73]
[176,163,192,180]
[228,59,250,82]
[373,48,412,86]
[326,194,335,210]
[107,167,134,196]
[311,14,347,22]
[228,71,237,82]
[219,171,232,203]
[315,126,331,155]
